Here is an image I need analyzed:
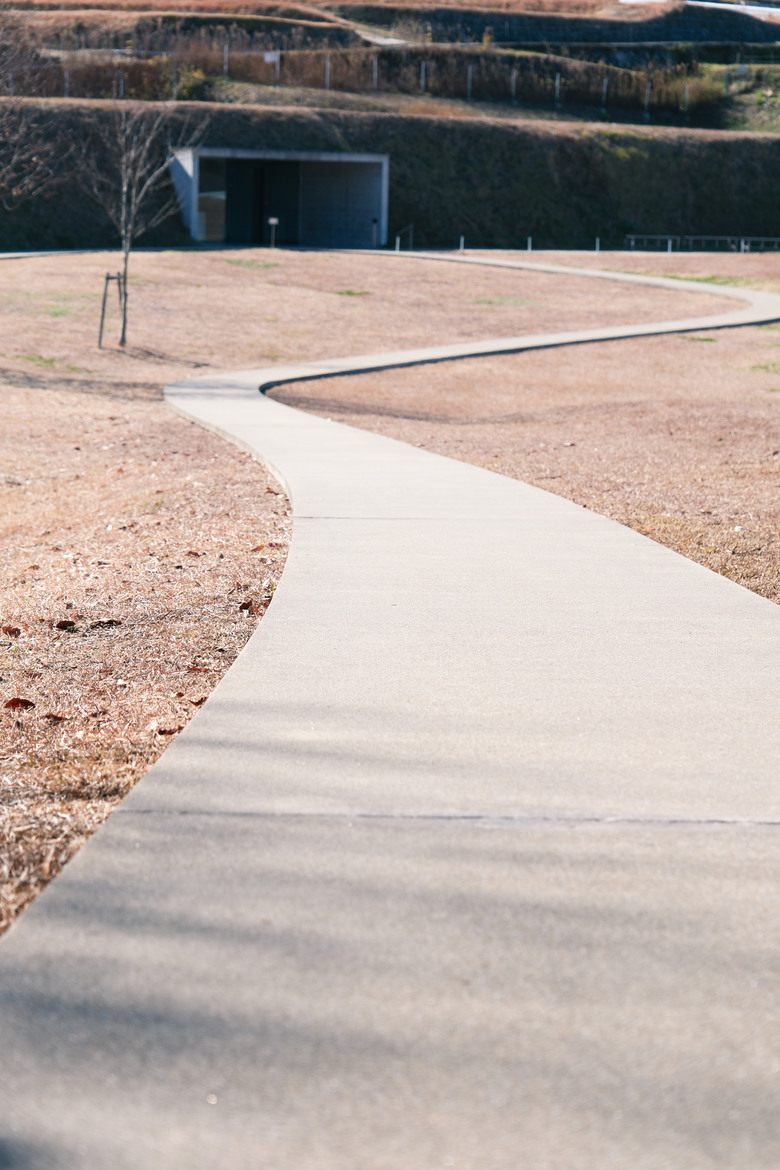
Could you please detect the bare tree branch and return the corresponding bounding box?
[0,102,61,213]
[0,4,47,97]
[0,8,58,212]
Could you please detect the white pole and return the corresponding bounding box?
[595,237,600,252]
[223,41,229,77]
[275,53,280,84]
[527,236,532,251]
[510,65,516,103]
[667,237,672,253]
[395,234,400,252]
[459,235,465,250]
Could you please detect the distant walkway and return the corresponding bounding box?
[3,257,780,1169]
[219,253,780,395]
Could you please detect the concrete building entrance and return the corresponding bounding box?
[171,148,389,249]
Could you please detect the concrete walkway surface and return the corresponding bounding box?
[2,257,780,1170]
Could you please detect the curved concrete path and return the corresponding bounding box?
[3,258,780,1170]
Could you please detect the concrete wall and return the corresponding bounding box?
[301,162,384,248]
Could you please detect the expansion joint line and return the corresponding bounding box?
[120,809,780,829]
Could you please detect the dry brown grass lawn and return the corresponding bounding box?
[0,245,765,934]
[0,385,291,934]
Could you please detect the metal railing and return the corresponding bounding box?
[625,234,780,252]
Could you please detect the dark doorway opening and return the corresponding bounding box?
[224,160,301,246]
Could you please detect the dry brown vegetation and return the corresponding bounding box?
[0,246,762,934]
[7,1,663,15]
[0,388,291,934]
[197,47,715,115]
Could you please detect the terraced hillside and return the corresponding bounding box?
[2,0,780,247]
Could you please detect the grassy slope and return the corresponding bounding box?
[5,98,780,250]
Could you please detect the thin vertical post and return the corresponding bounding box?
[644,80,651,117]
[595,237,600,252]
[459,235,465,250]
[64,69,70,98]
[325,52,330,90]
[667,237,673,253]
[601,75,608,110]
[275,53,280,84]
[683,84,689,115]
[527,236,532,251]
[98,273,110,348]
[117,271,125,346]
[119,69,124,99]
[373,55,378,91]
[372,219,378,248]
[223,41,229,77]
[467,63,473,100]
[555,71,561,106]
[420,60,426,93]
[395,234,400,252]
[510,65,516,103]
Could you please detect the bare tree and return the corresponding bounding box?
[0,5,44,98]
[0,7,58,217]
[79,104,209,346]
[0,102,61,221]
